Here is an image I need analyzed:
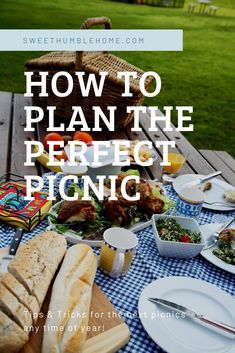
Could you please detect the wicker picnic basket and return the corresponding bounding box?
[25,17,153,130]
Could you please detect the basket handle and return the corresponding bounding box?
[76,17,112,69]
[80,16,112,30]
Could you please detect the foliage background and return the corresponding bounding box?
[0,0,234,156]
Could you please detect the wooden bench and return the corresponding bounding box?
[208,5,219,16]
[0,91,234,186]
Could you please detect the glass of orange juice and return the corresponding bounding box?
[163,153,186,174]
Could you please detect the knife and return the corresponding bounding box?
[184,171,222,189]
[148,297,235,339]
[203,217,235,250]
[0,228,24,274]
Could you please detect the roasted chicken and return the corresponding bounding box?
[103,175,165,226]
[103,197,137,226]
[57,200,96,223]
[219,228,235,244]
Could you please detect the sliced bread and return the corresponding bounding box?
[0,282,32,330]
[1,272,40,324]
[0,311,28,353]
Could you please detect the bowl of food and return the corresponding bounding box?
[152,215,205,258]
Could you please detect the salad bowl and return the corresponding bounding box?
[152,215,205,259]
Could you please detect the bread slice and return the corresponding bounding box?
[8,231,67,307]
[0,282,32,330]
[0,311,28,353]
[42,244,97,353]
[1,272,40,324]
[8,253,53,306]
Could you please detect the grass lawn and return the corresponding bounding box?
[0,0,234,156]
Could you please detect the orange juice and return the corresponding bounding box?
[163,153,186,174]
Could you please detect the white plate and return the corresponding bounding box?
[173,174,235,211]
[200,223,235,275]
[138,277,235,353]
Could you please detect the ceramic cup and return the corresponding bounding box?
[176,187,204,219]
[99,227,138,278]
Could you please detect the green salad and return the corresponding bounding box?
[156,218,201,243]
[213,244,235,265]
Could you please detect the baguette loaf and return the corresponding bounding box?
[8,231,67,306]
[42,244,97,353]
[14,231,68,275]
[0,311,28,353]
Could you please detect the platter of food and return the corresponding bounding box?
[200,223,235,274]
[173,175,235,211]
[48,171,174,246]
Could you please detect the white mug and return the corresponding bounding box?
[99,227,138,278]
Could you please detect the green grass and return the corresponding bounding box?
[0,0,234,156]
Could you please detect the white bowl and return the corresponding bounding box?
[151,215,205,259]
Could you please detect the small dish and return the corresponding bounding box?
[151,215,205,258]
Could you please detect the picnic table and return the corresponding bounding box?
[198,0,211,14]
[0,91,235,353]
[0,91,235,185]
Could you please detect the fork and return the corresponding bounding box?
[204,201,235,208]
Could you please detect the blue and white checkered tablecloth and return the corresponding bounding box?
[0,175,235,353]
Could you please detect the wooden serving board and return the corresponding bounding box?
[0,247,130,353]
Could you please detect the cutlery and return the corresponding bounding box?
[148,297,235,339]
[184,171,222,188]
[0,228,24,274]
[203,201,235,208]
[203,217,234,250]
